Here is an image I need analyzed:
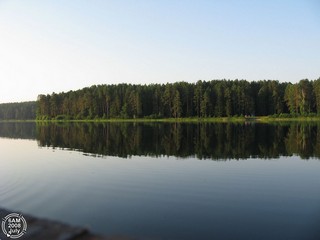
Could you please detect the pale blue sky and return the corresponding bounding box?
[0,0,319,103]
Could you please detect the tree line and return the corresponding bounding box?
[0,101,36,120]
[36,78,320,120]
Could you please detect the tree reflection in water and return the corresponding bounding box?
[1,122,320,159]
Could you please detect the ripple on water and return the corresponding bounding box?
[0,166,22,203]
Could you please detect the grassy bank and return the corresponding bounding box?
[34,117,248,123]
[2,115,320,123]
[257,116,320,122]
[34,116,320,123]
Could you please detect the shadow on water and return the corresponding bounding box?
[1,121,320,159]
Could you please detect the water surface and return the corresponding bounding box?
[0,122,319,239]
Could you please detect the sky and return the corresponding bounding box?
[0,0,319,103]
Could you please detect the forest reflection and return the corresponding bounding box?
[1,122,320,159]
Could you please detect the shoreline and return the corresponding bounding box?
[1,116,320,123]
[0,208,114,240]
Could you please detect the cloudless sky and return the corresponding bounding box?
[0,0,319,103]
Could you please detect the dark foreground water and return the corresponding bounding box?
[0,122,320,239]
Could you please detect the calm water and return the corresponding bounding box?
[0,122,320,239]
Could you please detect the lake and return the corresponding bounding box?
[0,122,320,239]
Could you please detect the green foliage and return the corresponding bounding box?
[0,101,36,120]
[313,78,320,114]
[55,115,69,121]
[144,114,163,119]
[35,78,320,120]
[172,90,182,118]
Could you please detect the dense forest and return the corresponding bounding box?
[0,101,36,120]
[37,79,320,120]
[1,79,320,120]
